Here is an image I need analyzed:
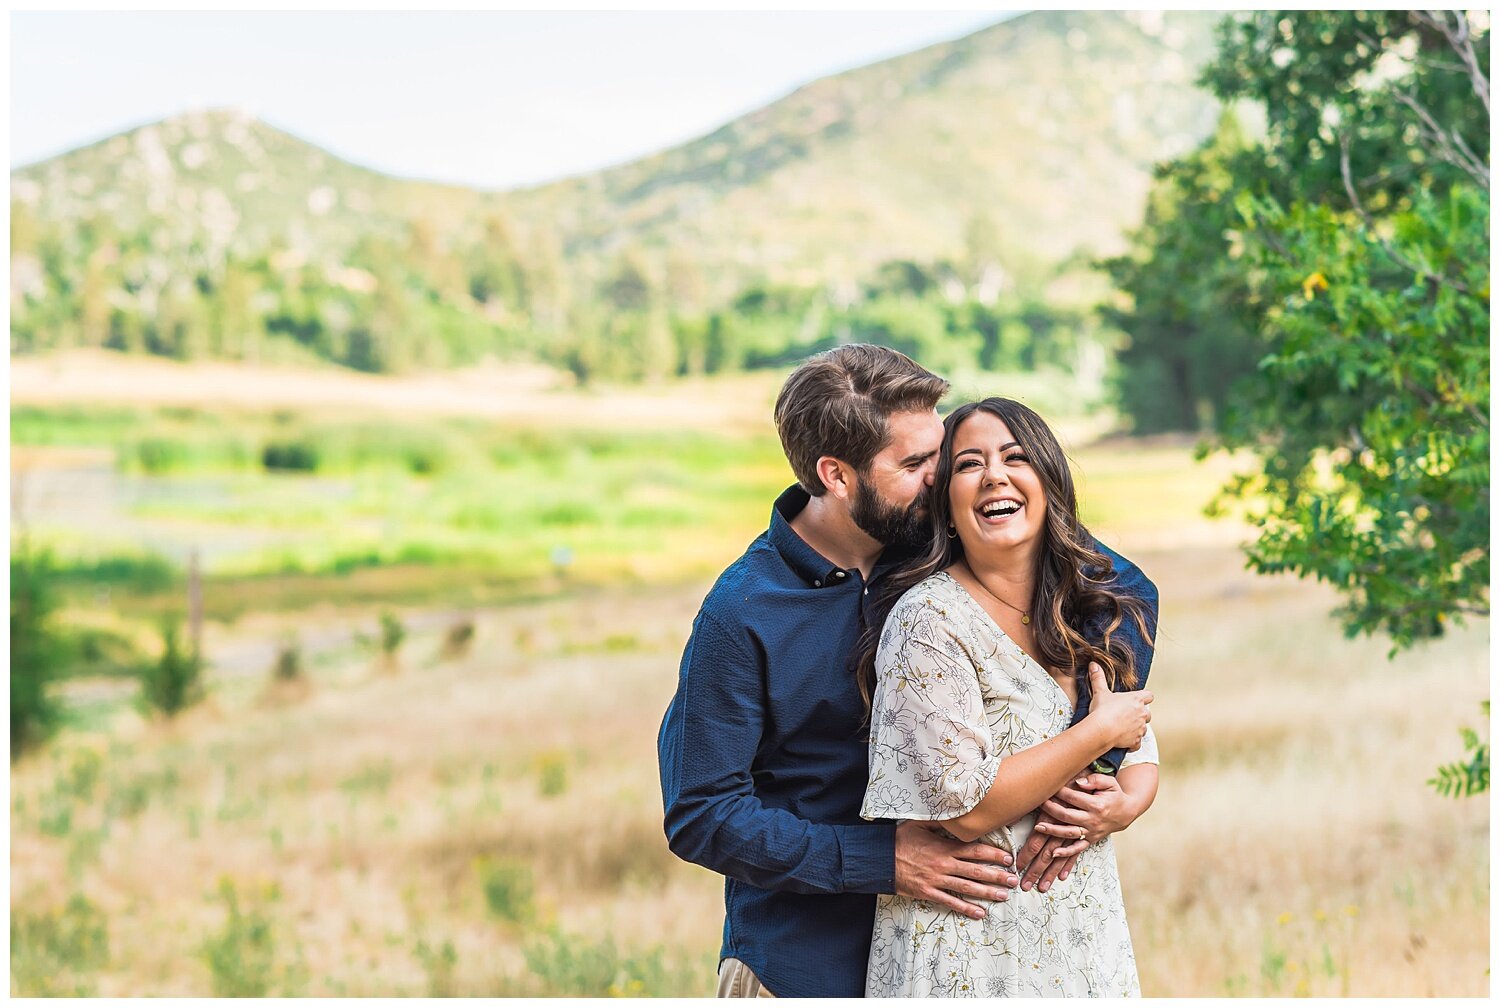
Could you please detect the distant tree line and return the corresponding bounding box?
[12,191,1112,387]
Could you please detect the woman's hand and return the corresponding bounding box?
[1033,773,1135,849]
[1083,663,1152,751]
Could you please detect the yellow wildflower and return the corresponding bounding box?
[1277,912,1294,926]
[1302,271,1329,299]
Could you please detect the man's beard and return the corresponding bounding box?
[850,479,931,551]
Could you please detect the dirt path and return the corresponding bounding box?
[11,349,780,433]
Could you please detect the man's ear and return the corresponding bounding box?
[815,456,857,502]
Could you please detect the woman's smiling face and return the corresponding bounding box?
[947,409,1048,560]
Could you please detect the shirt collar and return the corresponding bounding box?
[770,484,918,590]
[770,485,855,589]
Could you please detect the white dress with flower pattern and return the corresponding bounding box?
[861,571,1157,998]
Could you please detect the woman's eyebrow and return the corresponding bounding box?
[954,442,1019,458]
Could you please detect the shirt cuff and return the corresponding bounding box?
[1092,748,1125,775]
[835,822,898,894]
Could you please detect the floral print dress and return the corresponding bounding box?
[861,571,1158,997]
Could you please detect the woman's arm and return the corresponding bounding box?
[1017,726,1160,891]
[1036,763,1158,844]
[944,665,1151,843]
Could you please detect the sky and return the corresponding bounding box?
[11,10,1017,191]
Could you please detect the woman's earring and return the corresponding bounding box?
[946,524,957,539]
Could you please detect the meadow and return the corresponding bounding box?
[9,356,1489,996]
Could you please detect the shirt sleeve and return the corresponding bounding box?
[1120,724,1159,769]
[1075,541,1160,774]
[860,596,1002,823]
[657,610,897,895]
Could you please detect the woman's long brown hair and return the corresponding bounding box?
[855,397,1154,710]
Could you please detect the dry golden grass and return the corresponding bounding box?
[11,539,1487,996]
[1117,547,1489,996]
[8,363,1489,998]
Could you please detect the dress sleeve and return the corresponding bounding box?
[1120,724,1159,769]
[861,595,1002,822]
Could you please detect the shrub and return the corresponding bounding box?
[122,430,255,474]
[272,634,303,682]
[11,546,67,758]
[198,877,306,997]
[261,438,319,472]
[9,893,109,995]
[413,937,458,997]
[138,618,203,717]
[511,928,702,996]
[440,619,475,661]
[535,751,569,798]
[476,857,534,925]
[379,611,405,666]
[52,552,178,594]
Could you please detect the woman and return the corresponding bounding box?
[858,397,1158,997]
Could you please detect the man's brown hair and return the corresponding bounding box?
[773,344,949,495]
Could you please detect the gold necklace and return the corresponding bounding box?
[964,564,1032,625]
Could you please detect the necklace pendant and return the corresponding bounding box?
[1021,614,1030,625]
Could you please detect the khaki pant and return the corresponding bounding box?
[716,957,777,998]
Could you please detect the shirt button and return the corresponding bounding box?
[813,580,822,587]
[834,571,846,579]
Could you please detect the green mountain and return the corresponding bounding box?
[11,10,1228,377]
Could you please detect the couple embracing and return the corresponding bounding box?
[658,345,1158,998]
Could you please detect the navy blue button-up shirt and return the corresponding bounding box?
[657,486,1156,997]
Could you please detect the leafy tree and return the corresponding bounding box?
[1199,10,1489,644]
[601,249,654,314]
[1428,702,1489,798]
[467,213,528,310]
[1109,11,1489,791]
[139,617,203,718]
[834,293,977,375]
[640,302,677,383]
[11,547,66,759]
[1217,183,1488,651]
[701,312,743,374]
[1102,109,1264,432]
[865,259,941,299]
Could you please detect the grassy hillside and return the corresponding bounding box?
[503,10,1222,294]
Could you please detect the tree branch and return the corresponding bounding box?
[1412,10,1489,116]
[1339,131,1477,296]
[1391,90,1490,189]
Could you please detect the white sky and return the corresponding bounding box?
[11,10,1017,190]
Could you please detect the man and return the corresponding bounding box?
[657,345,1156,998]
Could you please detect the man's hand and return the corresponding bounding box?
[894,820,1019,921]
[1013,811,1083,893]
[1016,773,1144,891]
